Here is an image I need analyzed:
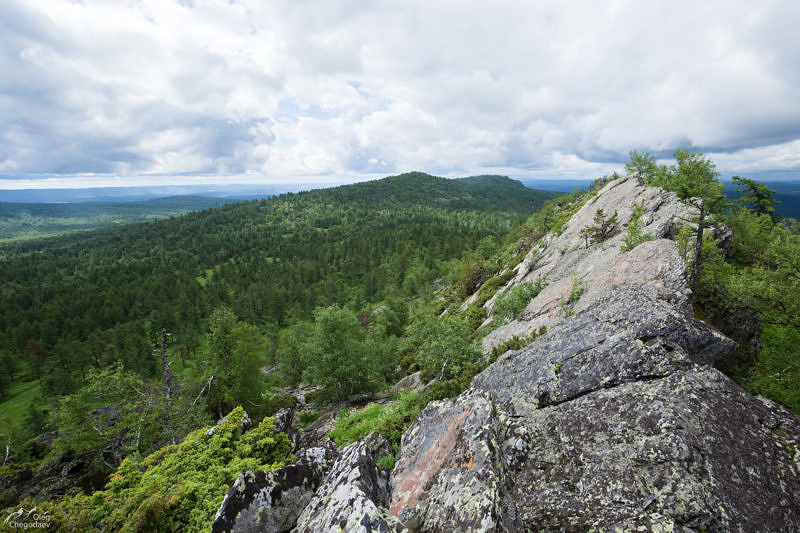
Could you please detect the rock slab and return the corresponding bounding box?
[293,433,398,532]
[212,444,338,533]
[390,288,800,532]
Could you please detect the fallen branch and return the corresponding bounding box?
[192,375,215,406]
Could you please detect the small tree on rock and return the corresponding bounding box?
[580,208,619,247]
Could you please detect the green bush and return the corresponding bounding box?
[475,270,516,307]
[464,303,488,331]
[303,388,326,406]
[744,325,800,413]
[297,411,319,427]
[377,454,396,469]
[580,208,619,246]
[621,203,654,252]
[407,310,481,382]
[455,254,489,298]
[263,393,298,417]
[0,407,291,532]
[492,277,546,323]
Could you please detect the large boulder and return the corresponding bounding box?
[212,444,338,533]
[390,288,800,531]
[293,433,398,532]
[390,389,522,531]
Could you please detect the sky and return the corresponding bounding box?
[1,0,800,190]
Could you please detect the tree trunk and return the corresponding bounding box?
[156,328,178,445]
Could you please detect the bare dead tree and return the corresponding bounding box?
[155,328,180,445]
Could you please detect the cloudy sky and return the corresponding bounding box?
[1,0,799,189]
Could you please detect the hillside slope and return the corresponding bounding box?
[214,175,800,532]
[0,172,558,421]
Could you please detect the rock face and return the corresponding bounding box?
[483,175,695,352]
[391,287,800,531]
[216,176,800,531]
[274,408,301,453]
[385,176,800,531]
[212,444,338,533]
[213,431,397,533]
[294,433,398,532]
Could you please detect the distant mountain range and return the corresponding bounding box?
[723,181,800,221]
[0,196,237,241]
[0,176,796,242]
[0,179,582,203]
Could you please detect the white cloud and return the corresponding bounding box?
[0,0,799,187]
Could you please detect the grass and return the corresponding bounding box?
[297,411,319,427]
[0,379,41,422]
[492,277,547,324]
[329,358,496,452]
[329,390,427,451]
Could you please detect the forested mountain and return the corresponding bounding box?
[0,171,558,415]
[0,195,238,241]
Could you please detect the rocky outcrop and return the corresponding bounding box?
[383,176,800,531]
[483,175,696,352]
[216,176,800,531]
[274,408,301,453]
[214,428,397,533]
[294,433,398,532]
[390,389,521,531]
[212,444,338,533]
[391,287,800,531]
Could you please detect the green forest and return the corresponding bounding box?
[0,163,797,531]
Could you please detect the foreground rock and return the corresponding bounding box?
[214,431,397,532]
[390,287,800,531]
[212,443,337,533]
[294,432,398,532]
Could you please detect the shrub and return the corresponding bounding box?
[558,274,584,317]
[492,277,546,323]
[303,388,326,406]
[377,454,396,469]
[407,311,481,382]
[475,270,516,307]
[621,203,654,252]
[744,325,800,413]
[455,254,489,298]
[464,303,488,331]
[297,411,319,427]
[580,208,618,247]
[1,407,292,532]
[262,393,298,417]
